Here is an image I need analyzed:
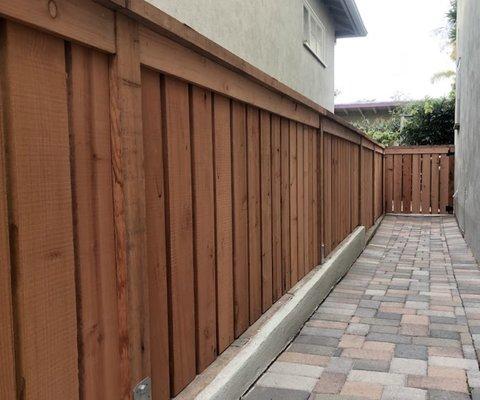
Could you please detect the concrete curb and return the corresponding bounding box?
[194,226,366,400]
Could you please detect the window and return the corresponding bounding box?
[303,2,327,66]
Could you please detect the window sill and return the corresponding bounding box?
[303,42,327,68]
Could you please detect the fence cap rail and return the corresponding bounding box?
[94,0,384,149]
[385,145,454,155]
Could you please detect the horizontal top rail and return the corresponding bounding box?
[385,145,454,155]
[94,0,384,149]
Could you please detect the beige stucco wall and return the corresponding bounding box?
[455,0,480,260]
[145,0,336,111]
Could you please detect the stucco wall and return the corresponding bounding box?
[145,0,336,111]
[455,0,480,260]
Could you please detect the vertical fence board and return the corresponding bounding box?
[271,115,282,301]
[323,134,332,255]
[430,154,440,214]
[308,129,314,270]
[260,110,273,311]
[213,94,234,352]
[402,154,412,214]
[280,119,291,291]
[304,127,310,272]
[297,126,305,280]
[190,86,216,370]
[393,155,402,213]
[385,155,393,212]
[141,69,171,399]
[289,121,298,286]
[411,155,421,213]
[0,26,16,398]
[312,129,319,266]
[439,155,450,214]
[162,76,196,394]
[70,44,121,400]
[351,145,360,228]
[421,154,431,214]
[232,101,249,337]
[247,106,262,323]
[3,21,79,400]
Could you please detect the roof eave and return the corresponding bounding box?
[326,0,367,38]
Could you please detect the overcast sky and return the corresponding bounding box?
[335,0,455,104]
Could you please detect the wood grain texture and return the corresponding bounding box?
[402,154,412,213]
[141,68,170,399]
[421,154,431,214]
[0,0,115,52]
[69,44,120,400]
[393,154,403,213]
[162,76,196,394]
[412,155,421,213]
[304,127,311,272]
[231,101,249,337]
[271,115,282,301]
[439,155,450,214]
[139,27,318,128]
[280,118,291,291]
[110,14,148,398]
[3,21,79,400]
[213,94,234,353]
[260,110,273,311]
[297,126,304,280]
[323,134,332,255]
[385,155,394,212]
[430,154,440,214]
[189,86,217,370]
[247,106,262,323]
[0,25,16,399]
[289,121,298,286]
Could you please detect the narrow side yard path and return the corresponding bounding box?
[244,215,480,400]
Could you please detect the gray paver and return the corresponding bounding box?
[245,216,480,400]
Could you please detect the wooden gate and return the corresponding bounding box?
[385,146,454,214]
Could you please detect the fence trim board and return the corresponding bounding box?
[0,0,115,53]
[385,146,454,155]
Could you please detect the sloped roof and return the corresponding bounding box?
[324,0,367,38]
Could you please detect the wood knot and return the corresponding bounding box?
[48,1,58,19]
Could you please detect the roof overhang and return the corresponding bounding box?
[324,0,367,38]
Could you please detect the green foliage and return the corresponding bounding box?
[447,0,457,44]
[352,96,455,146]
[399,97,455,145]
[353,113,401,146]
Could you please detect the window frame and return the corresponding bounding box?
[303,1,327,67]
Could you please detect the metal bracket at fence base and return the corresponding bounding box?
[133,377,151,400]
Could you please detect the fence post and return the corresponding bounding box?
[110,12,148,400]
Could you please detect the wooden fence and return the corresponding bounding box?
[0,1,384,399]
[384,146,454,214]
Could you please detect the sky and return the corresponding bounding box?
[334,0,455,105]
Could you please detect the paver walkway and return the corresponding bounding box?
[244,215,480,400]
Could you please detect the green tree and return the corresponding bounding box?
[399,97,455,145]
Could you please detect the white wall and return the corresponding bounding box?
[455,0,480,260]
[145,0,336,111]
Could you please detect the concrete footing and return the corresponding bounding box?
[192,226,366,400]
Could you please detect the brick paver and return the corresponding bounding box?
[243,216,480,400]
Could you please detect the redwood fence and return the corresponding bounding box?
[0,2,384,400]
[384,146,454,214]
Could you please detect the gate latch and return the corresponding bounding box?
[133,377,151,400]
